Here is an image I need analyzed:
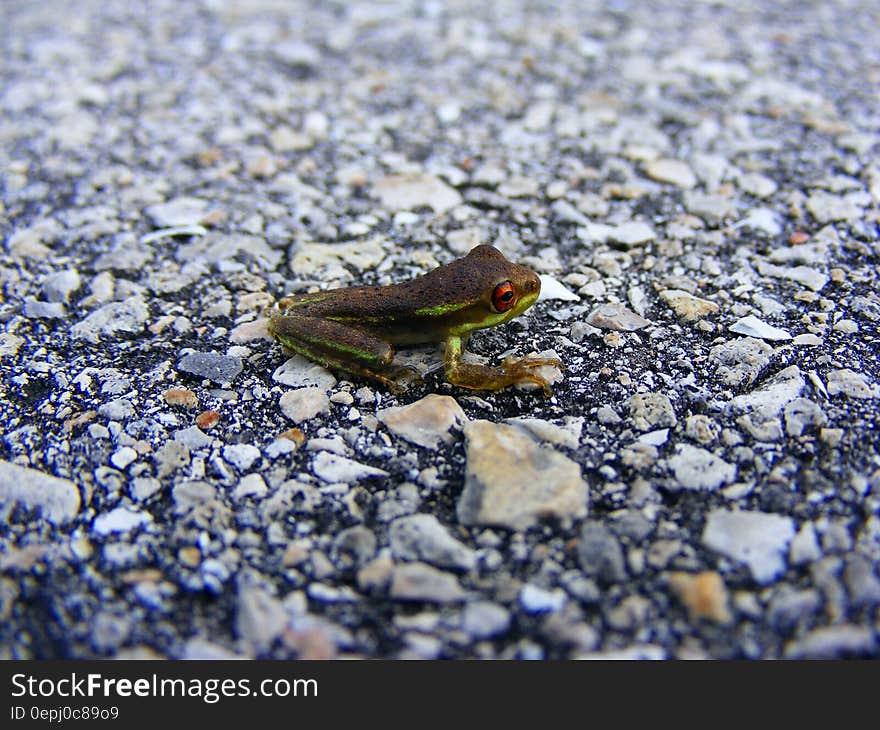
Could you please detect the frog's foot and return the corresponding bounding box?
[445,356,564,397]
[500,355,565,397]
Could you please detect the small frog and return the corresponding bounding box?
[267,245,563,395]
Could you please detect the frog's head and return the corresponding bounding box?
[447,245,542,335]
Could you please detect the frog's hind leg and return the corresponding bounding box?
[268,314,418,390]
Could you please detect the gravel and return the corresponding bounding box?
[2,0,878,660]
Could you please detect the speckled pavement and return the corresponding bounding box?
[1,1,878,659]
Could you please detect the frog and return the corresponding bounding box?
[266,244,563,395]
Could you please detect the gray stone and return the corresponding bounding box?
[222,444,261,471]
[177,351,243,386]
[92,507,153,536]
[378,394,467,449]
[702,509,795,584]
[173,426,214,451]
[272,355,337,389]
[233,473,268,500]
[783,398,827,437]
[42,269,81,303]
[235,585,286,655]
[668,444,736,491]
[97,398,135,421]
[145,197,209,227]
[789,522,822,566]
[710,337,773,387]
[767,586,822,629]
[586,303,651,331]
[388,562,465,603]
[155,441,191,479]
[628,393,677,432]
[0,461,81,525]
[756,261,829,291]
[826,368,879,399]
[279,387,330,423]
[23,298,66,319]
[70,297,149,343]
[728,365,805,418]
[171,480,217,514]
[784,625,877,659]
[519,584,567,613]
[312,452,389,483]
[90,611,133,653]
[578,521,627,584]
[373,174,462,214]
[461,601,511,638]
[457,420,589,531]
[390,514,477,571]
[332,526,377,568]
[843,553,880,608]
[609,510,654,542]
[729,315,791,341]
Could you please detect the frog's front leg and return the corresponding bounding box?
[268,314,418,390]
[443,335,563,397]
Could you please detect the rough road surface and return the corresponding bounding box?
[1,1,879,659]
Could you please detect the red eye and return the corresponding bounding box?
[492,281,516,312]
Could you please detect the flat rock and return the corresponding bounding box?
[312,452,389,483]
[728,365,805,418]
[578,521,627,584]
[806,190,867,223]
[709,337,773,387]
[659,289,719,322]
[504,416,583,450]
[783,398,827,436]
[177,351,243,386]
[586,303,651,331]
[41,269,81,303]
[388,562,465,603]
[702,509,796,584]
[389,514,477,571]
[145,197,209,227]
[92,507,153,536]
[538,275,580,302]
[457,420,589,531]
[729,315,792,341]
[0,461,81,525]
[235,585,286,655]
[608,221,656,246]
[373,174,462,214]
[23,299,66,319]
[0,333,24,357]
[176,234,281,269]
[644,158,697,188]
[784,625,877,659]
[668,444,736,490]
[272,355,337,389]
[70,297,149,343]
[461,601,511,638]
[279,387,330,423]
[826,368,878,399]
[519,584,567,613]
[222,444,261,471]
[628,393,677,432]
[377,394,467,449]
[756,261,829,291]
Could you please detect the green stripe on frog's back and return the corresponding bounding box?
[279,292,332,310]
[412,300,472,317]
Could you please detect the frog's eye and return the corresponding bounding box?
[491,281,516,312]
